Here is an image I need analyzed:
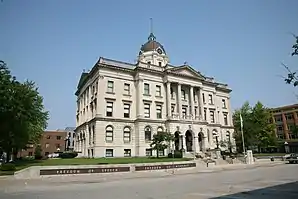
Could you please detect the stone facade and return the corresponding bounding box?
[74,33,235,158]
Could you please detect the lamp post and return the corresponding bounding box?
[284,141,289,153]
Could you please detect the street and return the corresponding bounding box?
[1,163,298,199]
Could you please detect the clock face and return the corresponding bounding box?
[157,48,163,54]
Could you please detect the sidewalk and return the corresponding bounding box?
[0,161,285,188]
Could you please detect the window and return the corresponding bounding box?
[275,115,282,122]
[124,83,130,95]
[194,106,198,116]
[222,99,226,108]
[124,103,130,118]
[156,104,162,119]
[208,94,213,105]
[181,90,186,100]
[223,113,228,125]
[107,81,114,93]
[171,105,175,115]
[123,127,131,143]
[182,107,187,119]
[202,93,205,103]
[105,126,113,142]
[286,114,293,120]
[45,143,50,148]
[106,102,113,117]
[158,150,165,157]
[156,85,161,96]
[158,62,162,66]
[55,143,60,149]
[105,149,113,157]
[170,88,174,99]
[56,136,61,140]
[145,126,152,142]
[210,110,215,123]
[144,83,150,95]
[46,135,51,139]
[28,152,33,156]
[277,125,283,132]
[144,103,150,118]
[124,149,131,157]
[146,149,152,156]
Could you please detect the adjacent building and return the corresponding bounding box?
[74,32,235,158]
[270,104,298,153]
[19,130,67,158]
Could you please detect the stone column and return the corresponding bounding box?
[166,82,172,118]
[282,113,290,139]
[194,136,199,153]
[198,87,204,120]
[177,83,182,119]
[137,79,144,118]
[190,86,195,118]
[293,112,298,125]
[183,135,187,150]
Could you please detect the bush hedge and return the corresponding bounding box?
[59,152,78,159]
[168,150,183,158]
[0,163,16,171]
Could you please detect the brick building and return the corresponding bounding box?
[270,104,298,153]
[19,130,67,158]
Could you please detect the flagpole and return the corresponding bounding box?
[240,113,246,156]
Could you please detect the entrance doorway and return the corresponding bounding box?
[185,130,193,152]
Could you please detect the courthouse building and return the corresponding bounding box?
[74,32,235,158]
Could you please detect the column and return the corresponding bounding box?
[182,135,187,150]
[282,113,290,139]
[177,83,182,119]
[166,82,172,118]
[198,87,204,120]
[190,86,195,119]
[194,136,199,153]
[97,77,104,117]
[272,116,277,137]
[137,79,144,118]
[293,112,298,125]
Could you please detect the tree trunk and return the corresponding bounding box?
[156,150,159,158]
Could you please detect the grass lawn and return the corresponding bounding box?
[0,157,191,176]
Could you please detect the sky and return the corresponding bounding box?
[1,0,298,130]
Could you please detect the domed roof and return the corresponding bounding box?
[140,33,166,54]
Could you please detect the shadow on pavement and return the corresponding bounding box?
[210,181,298,199]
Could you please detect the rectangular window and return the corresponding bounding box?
[146,149,152,157]
[158,150,165,157]
[124,149,131,157]
[144,83,150,95]
[208,94,213,105]
[223,113,228,125]
[107,81,114,93]
[277,125,283,132]
[105,149,113,157]
[202,93,205,103]
[285,114,293,120]
[156,85,161,96]
[275,115,282,122]
[124,83,130,95]
[124,103,130,118]
[156,104,162,119]
[144,103,150,118]
[222,99,226,108]
[210,110,215,123]
[182,107,187,119]
[56,136,61,140]
[45,143,50,148]
[106,102,113,117]
[28,152,33,156]
[171,105,175,115]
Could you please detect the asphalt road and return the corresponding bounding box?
[1,164,298,199]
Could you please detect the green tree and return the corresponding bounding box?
[34,145,42,160]
[284,34,298,86]
[0,61,48,161]
[233,101,276,152]
[150,131,174,158]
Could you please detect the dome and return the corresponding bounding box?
[140,33,166,54]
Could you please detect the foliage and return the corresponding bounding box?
[233,101,277,152]
[168,150,183,158]
[284,34,298,86]
[150,131,174,158]
[59,152,78,159]
[0,163,16,171]
[34,145,43,160]
[0,61,49,162]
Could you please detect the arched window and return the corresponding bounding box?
[145,126,152,142]
[123,126,131,143]
[157,127,163,133]
[105,125,113,142]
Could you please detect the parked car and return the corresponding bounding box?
[285,153,298,164]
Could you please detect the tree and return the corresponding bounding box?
[150,131,174,158]
[233,101,277,153]
[0,61,49,162]
[284,34,298,86]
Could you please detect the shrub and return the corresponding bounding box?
[34,145,43,160]
[59,152,78,159]
[0,163,16,171]
[167,150,183,158]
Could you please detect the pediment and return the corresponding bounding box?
[168,65,205,79]
[77,72,89,89]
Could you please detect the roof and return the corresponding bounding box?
[140,33,166,54]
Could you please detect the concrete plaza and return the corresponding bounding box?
[1,163,298,199]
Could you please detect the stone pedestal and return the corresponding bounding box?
[246,150,254,164]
